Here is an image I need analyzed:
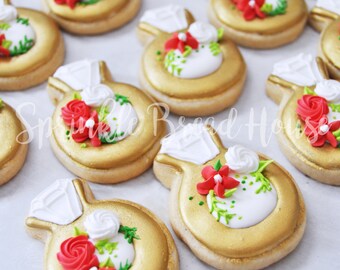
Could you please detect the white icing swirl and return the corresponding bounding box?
[0,5,17,23]
[81,84,114,107]
[225,145,259,174]
[315,80,340,103]
[84,210,120,241]
[188,22,218,45]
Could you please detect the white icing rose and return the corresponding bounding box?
[315,80,340,103]
[84,210,120,241]
[188,22,218,45]
[81,84,114,107]
[0,5,17,23]
[225,145,259,174]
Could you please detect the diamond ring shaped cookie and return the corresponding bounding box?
[309,0,340,32]
[48,59,166,184]
[153,124,306,270]
[319,18,340,81]
[43,0,141,35]
[26,178,179,270]
[0,0,64,91]
[138,5,246,116]
[208,0,308,49]
[267,53,340,185]
[0,98,28,185]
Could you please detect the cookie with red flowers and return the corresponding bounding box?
[318,18,340,81]
[137,5,246,116]
[0,98,28,185]
[42,0,141,35]
[309,0,340,32]
[267,53,340,185]
[26,178,179,270]
[208,0,308,49]
[0,1,64,90]
[47,59,166,184]
[153,124,306,269]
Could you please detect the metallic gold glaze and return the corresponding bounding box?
[45,0,127,22]
[321,18,340,69]
[155,126,304,258]
[210,0,307,34]
[49,62,166,170]
[0,101,25,167]
[0,8,62,77]
[311,7,339,22]
[142,35,245,99]
[26,179,178,270]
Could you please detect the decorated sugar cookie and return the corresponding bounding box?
[43,0,141,35]
[153,124,306,269]
[48,59,166,184]
[309,0,340,32]
[319,18,340,81]
[0,0,64,91]
[0,98,28,185]
[26,178,179,270]
[138,5,246,116]
[267,53,340,185]
[208,0,308,49]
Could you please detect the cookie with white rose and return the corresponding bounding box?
[138,5,246,116]
[26,178,179,270]
[309,0,340,32]
[47,59,166,184]
[267,53,340,185]
[0,0,64,91]
[42,0,141,35]
[0,98,28,185]
[318,18,340,81]
[153,124,306,270]
[208,0,308,49]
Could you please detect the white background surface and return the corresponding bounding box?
[0,0,339,269]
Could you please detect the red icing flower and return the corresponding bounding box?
[61,100,91,129]
[165,32,199,53]
[99,268,116,270]
[297,95,329,122]
[233,0,266,21]
[304,116,340,148]
[54,0,80,9]
[0,34,10,58]
[57,235,99,270]
[72,110,110,147]
[197,161,240,198]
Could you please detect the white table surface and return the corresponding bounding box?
[0,0,339,269]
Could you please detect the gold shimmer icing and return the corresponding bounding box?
[267,55,340,185]
[138,6,246,116]
[26,179,179,270]
[309,4,339,32]
[153,125,306,270]
[0,99,28,185]
[48,60,166,184]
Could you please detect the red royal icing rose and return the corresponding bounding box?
[54,0,80,9]
[0,34,10,57]
[165,32,199,53]
[57,235,99,270]
[233,0,266,21]
[61,100,91,129]
[296,95,329,123]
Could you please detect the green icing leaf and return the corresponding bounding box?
[2,40,12,49]
[224,188,237,198]
[182,45,192,57]
[73,92,82,100]
[119,226,140,244]
[214,160,222,171]
[98,106,110,123]
[209,190,236,224]
[329,103,340,113]
[250,160,274,194]
[256,160,274,174]
[100,130,125,144]
[10,35,34,57]
[95,239,118,255]
[16,17,29,26]
[115,94,130,105]
[74,226,87,237]
[333,129,340,142]
[0,23,10,30]
[78,0,100,5]
[263,0,287,16]
[0,98,4,110]
[217,28,224,41]
[119,260,132,270]
[209,42,221,56]
[261,3,273,13]
[100,257,115,268]
[304,87,316,95]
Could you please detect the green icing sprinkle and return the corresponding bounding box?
[242,176,248,180]
[189,196,194,201]
[209,42,222,56]
[80,143,87,148]
[182,46,192,57]
[10,35,34,57]
[209,190,236,224]
[199,201,204,206]
[238,216,243,220]
[250,160,274,194]
[16,17,29,26]
[242,188,247,191]
[231,200,235,204]
[156,50,161,55]
[241,180,246,184]
[230,205,234,209]
[249,181,254,186]
[235,174,240,178]
[119,225,140,244]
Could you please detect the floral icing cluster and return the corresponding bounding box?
[296,80,340,148]
[55,0,100,9]
[0,5,35,57]
[161,22,224,78]
[61,84,132,148]
[232,0,287,21]
[57,210,139,270]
